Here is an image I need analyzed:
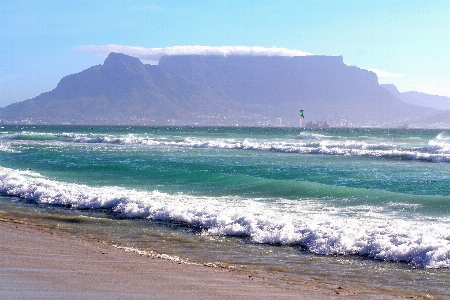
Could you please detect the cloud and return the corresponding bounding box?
[366,68,405,78]
[75,45,313,64]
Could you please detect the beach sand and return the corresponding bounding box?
[0,221,403,299]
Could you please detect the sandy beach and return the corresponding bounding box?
[0,220,410,299]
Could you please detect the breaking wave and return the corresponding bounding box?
[1,166,449,268]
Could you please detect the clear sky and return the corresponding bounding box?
[1,0,450,107]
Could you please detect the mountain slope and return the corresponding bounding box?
[381,84,450,111]
[0,53,438,126]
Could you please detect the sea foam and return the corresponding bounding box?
[3,130,450,162]
[67,131,450,162]
[1,166,449,268]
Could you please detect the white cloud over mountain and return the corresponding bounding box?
[75,45,313,64]
[76,45,410,88]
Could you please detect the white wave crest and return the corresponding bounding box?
[1,166,449,268]
[5,130,450,162]
[428,132,450,156]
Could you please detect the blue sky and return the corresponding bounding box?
[1,0,450,107]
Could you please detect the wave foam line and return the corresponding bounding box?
[114,245,193,265]
[69,132,450,162]
[3,131,450,162]
[1,166,449,268]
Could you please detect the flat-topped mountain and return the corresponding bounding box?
[0,52,440,126]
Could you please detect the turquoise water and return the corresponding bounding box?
[1,125,450,296]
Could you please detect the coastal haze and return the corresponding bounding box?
[1,52,449,127]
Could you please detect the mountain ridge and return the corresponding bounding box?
[381,84,450,110]
[0,52,443,127]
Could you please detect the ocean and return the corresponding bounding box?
[1,125,449,296]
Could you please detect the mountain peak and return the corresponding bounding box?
[104,52,144,68]
[381,84,401,97]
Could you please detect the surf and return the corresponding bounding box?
[1,166,449,269]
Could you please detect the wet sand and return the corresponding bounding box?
[0,221,401,299]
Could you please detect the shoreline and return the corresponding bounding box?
[0,220,406,299]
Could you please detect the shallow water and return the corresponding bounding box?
[1,196,449,297]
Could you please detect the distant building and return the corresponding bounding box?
[305,121,330,129]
